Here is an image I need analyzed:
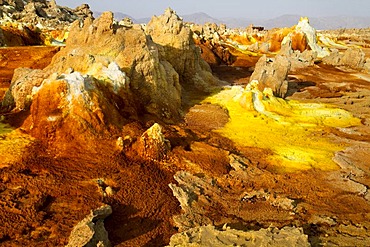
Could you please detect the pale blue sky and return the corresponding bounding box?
[57,0,370,19]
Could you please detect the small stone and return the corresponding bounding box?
[105,186,114,196]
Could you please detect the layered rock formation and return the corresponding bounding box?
[0,10,220,150]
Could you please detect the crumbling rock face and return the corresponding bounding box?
[146,8,219,91]
[322,48,366,70]
[47,11,183,119]
[249,54,291,98]
[0,68,47,112]
[23,71,133,150]
[1,10,220,149]
[0,0,93,46]
[0,0,93,29]
[190,22,238,66]
[167,225,310,247]
[66,205,112,247]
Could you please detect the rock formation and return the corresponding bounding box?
[0,0,92,29]
[0,68,47,112]
[0,0,92,46]
[293,17,329,58]
[322,47,367,70]
[249,55,291,98]
[136,123,171,161]
[0,10,220,150]
[167,225,310,247]
[66,205,112,247]
[146,8,219,90]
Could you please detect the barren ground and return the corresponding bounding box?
[0,46,370,246]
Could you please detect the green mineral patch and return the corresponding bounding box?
[0,122,34,168]
[204,85,361,173]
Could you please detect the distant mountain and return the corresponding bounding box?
[255,15,301,29]
[221,17,264,28]
[93,10,370,30]
[136,17,151,24]
[309,16,370,30]
[181,12,222,25]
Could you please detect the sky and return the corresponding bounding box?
[57,0,370,19]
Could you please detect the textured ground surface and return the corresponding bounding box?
[0,46,370,246]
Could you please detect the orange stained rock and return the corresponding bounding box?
[269,27,294,52]
[291,31,309,52]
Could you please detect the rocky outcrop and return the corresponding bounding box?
[0,68,47,112]
[136,123,171,161]
[66,205,112,247]
[191,22,239,66]
[0,0,92,29]
[249,55,291,98]
[322,48,366,70]
[146,8,219,91]
[167,225,310,247]
[294,17,329,58]
[1,10,220,149]
[46,11,183,120]
[0,0,92,46]
[23,71,133,150]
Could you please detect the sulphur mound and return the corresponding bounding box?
[204,82,361,173]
